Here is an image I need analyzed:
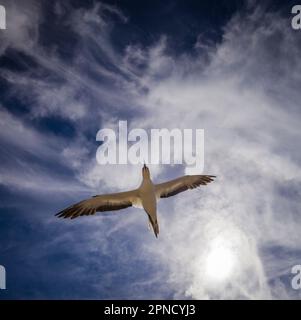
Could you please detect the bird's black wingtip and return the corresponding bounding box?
[55,211,65,218]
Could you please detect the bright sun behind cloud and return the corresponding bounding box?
[205,238,237,282]
[199,221,247,286]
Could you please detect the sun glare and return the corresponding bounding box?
[205,238,237,282]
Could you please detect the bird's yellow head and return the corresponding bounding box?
[142,164,151,179]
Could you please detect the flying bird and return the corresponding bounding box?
[55,165,216,238]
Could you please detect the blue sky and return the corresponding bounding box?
[0,0,301,299]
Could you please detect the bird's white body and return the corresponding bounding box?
[139,173,158,236]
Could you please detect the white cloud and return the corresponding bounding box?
[125,5,301,299]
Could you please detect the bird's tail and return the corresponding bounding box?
[154,220,159,238]
[148,216,159,238]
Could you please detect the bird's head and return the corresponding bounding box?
[142,163,151,179]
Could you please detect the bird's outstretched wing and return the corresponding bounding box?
[155,175,216,199]
[55,190,139,219]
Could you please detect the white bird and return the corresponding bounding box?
[56,165,216,238]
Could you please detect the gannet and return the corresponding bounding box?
[55,165,215,238]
